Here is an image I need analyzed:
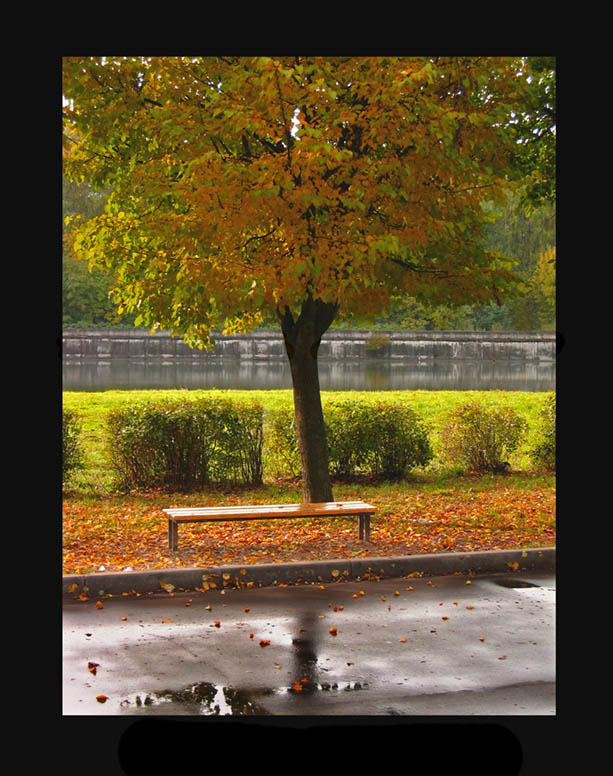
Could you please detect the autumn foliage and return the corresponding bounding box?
[63,56,526,343]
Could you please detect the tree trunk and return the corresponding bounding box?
[279,295,338,503]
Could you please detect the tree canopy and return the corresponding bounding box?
[63,56,532,345]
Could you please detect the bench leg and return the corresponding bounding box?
[359,514,371,542]
[168,519,178,551]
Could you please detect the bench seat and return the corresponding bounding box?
[163,500,376,551]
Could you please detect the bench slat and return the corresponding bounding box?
[164,501,375,521]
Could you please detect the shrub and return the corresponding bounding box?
[106,398,264,491]
[265,405,301,479]
[441,400,528,473]
[361,402,434,478]
[267,399,433,480]
[365,332,391,353]
[530,392,556,470]
[63,410,85,485]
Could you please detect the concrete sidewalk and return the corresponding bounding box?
[62,546,555,597]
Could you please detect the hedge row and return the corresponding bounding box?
[105,398,263,491]
[266,400,433,480]
[62,393,556,490]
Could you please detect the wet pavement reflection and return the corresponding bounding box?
[63,571,555,716]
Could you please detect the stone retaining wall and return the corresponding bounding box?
[62,329,556,362]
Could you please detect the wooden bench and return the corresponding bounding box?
[162,500,376,551]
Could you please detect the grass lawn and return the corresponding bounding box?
[62,389,555,575]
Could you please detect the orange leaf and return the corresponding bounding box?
[96,601,103,609]
[96,695,108,703]
[259,639,270,647]
[329,627,337,635]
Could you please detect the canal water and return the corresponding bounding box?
[62,357,555,392]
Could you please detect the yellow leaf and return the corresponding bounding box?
[67,583,78,593]
[160,582,175,593]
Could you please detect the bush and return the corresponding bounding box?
[441,400,528,473]
[267,399,433,480]
[530,392,556,470]
[106,398,264,491]
[360,402,434,478]
[63,410,85,485]
[265,405,301,479]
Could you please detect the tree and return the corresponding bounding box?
[63,55,531,501]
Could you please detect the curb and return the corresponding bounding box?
[62,547,555,598]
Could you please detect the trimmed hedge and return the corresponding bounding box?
[440,400,528,473]
[266,399,433,480]
[106,397,263,491]
[530,392,556,471]
[62,410,85,485]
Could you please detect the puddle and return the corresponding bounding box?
[493,578,541,589]
[119,681,271,715]
[118,676,369,714]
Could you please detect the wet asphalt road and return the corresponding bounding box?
[63,570,555,717]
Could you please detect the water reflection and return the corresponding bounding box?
[119,681,270,715]
[63,357,555,392]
